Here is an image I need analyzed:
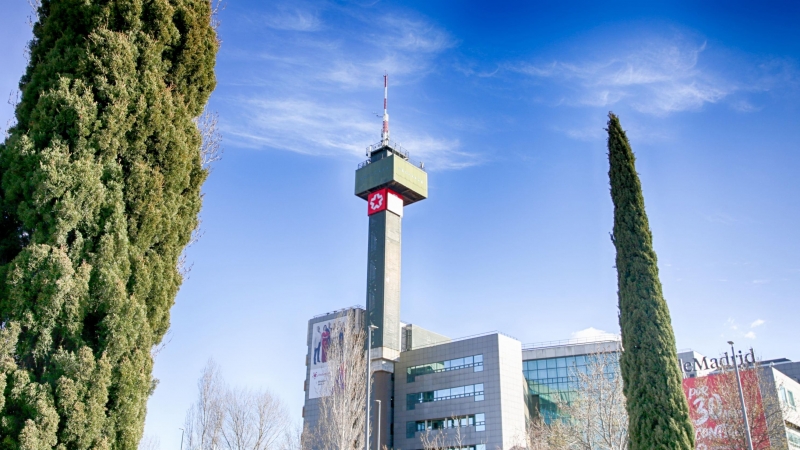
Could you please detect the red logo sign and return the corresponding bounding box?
[368,189,387,215]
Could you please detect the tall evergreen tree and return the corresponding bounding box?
[0,1,217,448]
[607,113,694,449]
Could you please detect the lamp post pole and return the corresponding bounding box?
[365,324,378,450]
[376,399,382,450]
[179,428,184,450]
[729,340,754,450]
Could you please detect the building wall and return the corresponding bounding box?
[302,307,365,440]
[771,368,800,449]
[393,333,525,450]
[775,361,800,385]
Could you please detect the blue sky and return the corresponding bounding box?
[2,0,800,447]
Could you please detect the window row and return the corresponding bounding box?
[407,355,483,382]
[405,413,486,437]
[407,383,485,409]
[527,379,577,396]
[523,354,619,372]
[524,364,619,382]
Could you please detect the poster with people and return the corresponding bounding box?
[308,316,345,399]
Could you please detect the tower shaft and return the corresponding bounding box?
[366,208,402,355]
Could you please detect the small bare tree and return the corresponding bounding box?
[563,352,628,450]
[417,414,485,450]
[184,360,293,450]
[185,360,226,450]
[308,312,368,450]
[420,426,447,450]
[450,415,467,450]
[196,108,223,171]
[520,415,572,450]
[138,435,161,450]
[521,352,628,450]
[695,364,790,450]
[279,424,303,450]
[221,388,291,450]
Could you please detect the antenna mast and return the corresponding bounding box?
[381,73,389,145]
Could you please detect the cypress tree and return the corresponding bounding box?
[606,113,694,449]
[0,1,217,448]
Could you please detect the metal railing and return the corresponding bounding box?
[358,141,426,172]
[366,140,409,158]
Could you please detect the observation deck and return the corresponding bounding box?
[355,141,428,205]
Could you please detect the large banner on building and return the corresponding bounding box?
[308,316,346,399]
[683,371,770,449]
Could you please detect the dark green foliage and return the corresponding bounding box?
[607,113,694,449]
[0,0,217,448]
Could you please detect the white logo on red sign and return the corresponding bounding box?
[369,193,384,211]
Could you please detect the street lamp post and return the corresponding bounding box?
[179,428,185,450]
[375,399,382,450]
[365,324,378,450]
[728,340,754,450]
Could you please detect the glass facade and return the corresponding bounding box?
[406,413,486,437]
[407,383,485,409]
[522,353,620,423]
[407,354,483,382]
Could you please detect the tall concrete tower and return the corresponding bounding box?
[355,74,427,449]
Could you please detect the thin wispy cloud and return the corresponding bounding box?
[378,15,456,53]
[222,4,475,170]
[751,319,765,328]
[552,118,671,143]
[263,9,321,31]
[223,97,477,170]
[512,35,796,119]
[224,98,375,156]
[744,331,756,339]
[514,39,729,115]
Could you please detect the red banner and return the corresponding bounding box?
[683,371,770,449]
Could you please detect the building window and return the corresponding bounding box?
[406,383,485,409]
[407,355,484,382]
[787,428,800,449]
[523,353,621,423]
[408,414,486,436]
[475,413,486,432]
[789,390,796,410]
